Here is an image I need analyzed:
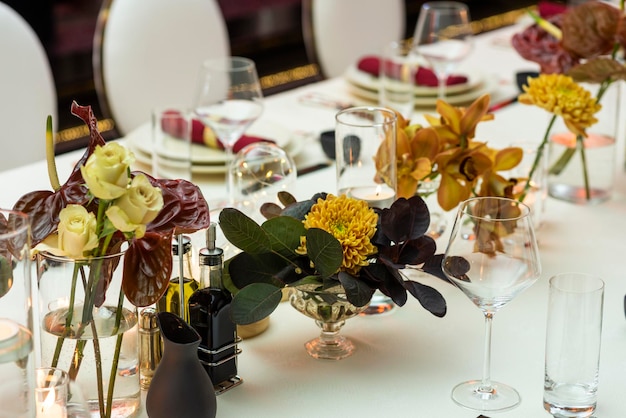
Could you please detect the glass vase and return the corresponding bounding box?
[289,284,368,360]
[36,250,140,418]
[547,81,619,204]
[0,210,35,418]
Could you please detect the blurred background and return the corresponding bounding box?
[4,0,537,150]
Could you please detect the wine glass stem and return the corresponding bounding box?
[225,144,235,207]
[480,312,494,393]
[437,74,447,100]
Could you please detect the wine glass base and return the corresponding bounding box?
[451,380,521,413]
[304,335,356,360]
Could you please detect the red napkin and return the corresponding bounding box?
[357,56,468,87]
[538,1,567,18]
[161,110,273,154]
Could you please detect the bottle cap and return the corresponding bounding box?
[199,223,223,266]
[172,235,192,256]
[140,307,159,330]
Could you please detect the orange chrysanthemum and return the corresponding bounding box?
[301,194,378,275]
[518,73,601,136]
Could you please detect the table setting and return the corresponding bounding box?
[2,2,626,418]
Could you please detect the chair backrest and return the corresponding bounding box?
[302,0,405,79]
[93,0,230,136]
[0,2,57,171]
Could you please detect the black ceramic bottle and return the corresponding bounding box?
[157,235,199,322]
[188,223,241,393]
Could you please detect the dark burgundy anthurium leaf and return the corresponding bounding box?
[561,1,621,59]
[404,280,447,317]
[144,176,210,235]
[123,231,173,307]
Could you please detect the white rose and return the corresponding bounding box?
[106,174,163,239]
[80,142,134,200]
[51,205,100,258]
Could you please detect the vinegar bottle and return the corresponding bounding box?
[188,223,242,393]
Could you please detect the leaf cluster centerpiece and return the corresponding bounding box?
[220,191,449,326]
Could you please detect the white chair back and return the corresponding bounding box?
[302,0,405,79]
[93,0,230,136]
[0,2,57,171]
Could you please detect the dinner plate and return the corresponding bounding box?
[344,65,484,97]
[128,119,304,174]
[346,75,498,108]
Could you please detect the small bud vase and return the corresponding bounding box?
[289,284,368,360]
[146,312,217,418]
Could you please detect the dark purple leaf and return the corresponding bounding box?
[404,280,447,317]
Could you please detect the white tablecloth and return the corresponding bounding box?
[3,21,626,418]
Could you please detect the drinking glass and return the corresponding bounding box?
[412,1,473,99]
[193,56,264,207]
[442,197,541,412]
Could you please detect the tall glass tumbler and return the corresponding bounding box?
[152,107,193,181]
[0,210,34,417]
[544,273,605,417]
[335,107,397,209]
[379,40,415,121]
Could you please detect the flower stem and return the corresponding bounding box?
[106,290,127,418]
[578,135,591,200]
[520,114,556,202]
[90,319,106,417]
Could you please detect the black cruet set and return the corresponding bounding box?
[143,222,242,399]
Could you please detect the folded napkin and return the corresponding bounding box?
[161,110,273,154]
[357,56,468,87]
[538,1,567,18]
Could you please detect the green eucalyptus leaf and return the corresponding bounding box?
[227,252,289,289]
[338,271,375,307]
[230,283,282,325]
[262,216,306,258]
[219,208,270,254]
[306,228,342,277]
[0,255,13,298]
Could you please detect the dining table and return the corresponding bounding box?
[2,17,626,418]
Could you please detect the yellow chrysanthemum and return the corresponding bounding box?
[302,194,378,275]
[518,73,601,136]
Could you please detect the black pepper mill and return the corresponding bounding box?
[188,223,242,394]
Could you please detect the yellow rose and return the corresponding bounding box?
[37,204,100,258]
[80,142,134,200]
[106,174,164,239]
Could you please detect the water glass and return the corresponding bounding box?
[379,40,415,120]
[544,272,605,417]
[335,106,397,209]
[152,107,193,181]
[0,210,35,418]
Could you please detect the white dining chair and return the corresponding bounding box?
[302,0,405,79]
[93,0,230,136]
[0,2,57,171]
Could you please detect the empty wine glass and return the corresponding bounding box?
[412,1,473,99]
[442,196,541,413]
[193,56,264,207]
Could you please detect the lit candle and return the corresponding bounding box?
[349,185,396,209]
[36,387,67,418]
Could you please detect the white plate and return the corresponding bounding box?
[344,64,484,97]
[128,119,305,174]
[346,75,498,107]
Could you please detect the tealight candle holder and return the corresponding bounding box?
[335,107,397,209]
[35,367,69,418]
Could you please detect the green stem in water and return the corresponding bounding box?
[520,114,556,202]
[90,318,106,418]
[105,290,128,418]
[50,262,83,368]
[578,135,591,200]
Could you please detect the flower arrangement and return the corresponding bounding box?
[219,191,448,325]
[13,102,210,417]
[374,94,524,211]
[512,1,626,200]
